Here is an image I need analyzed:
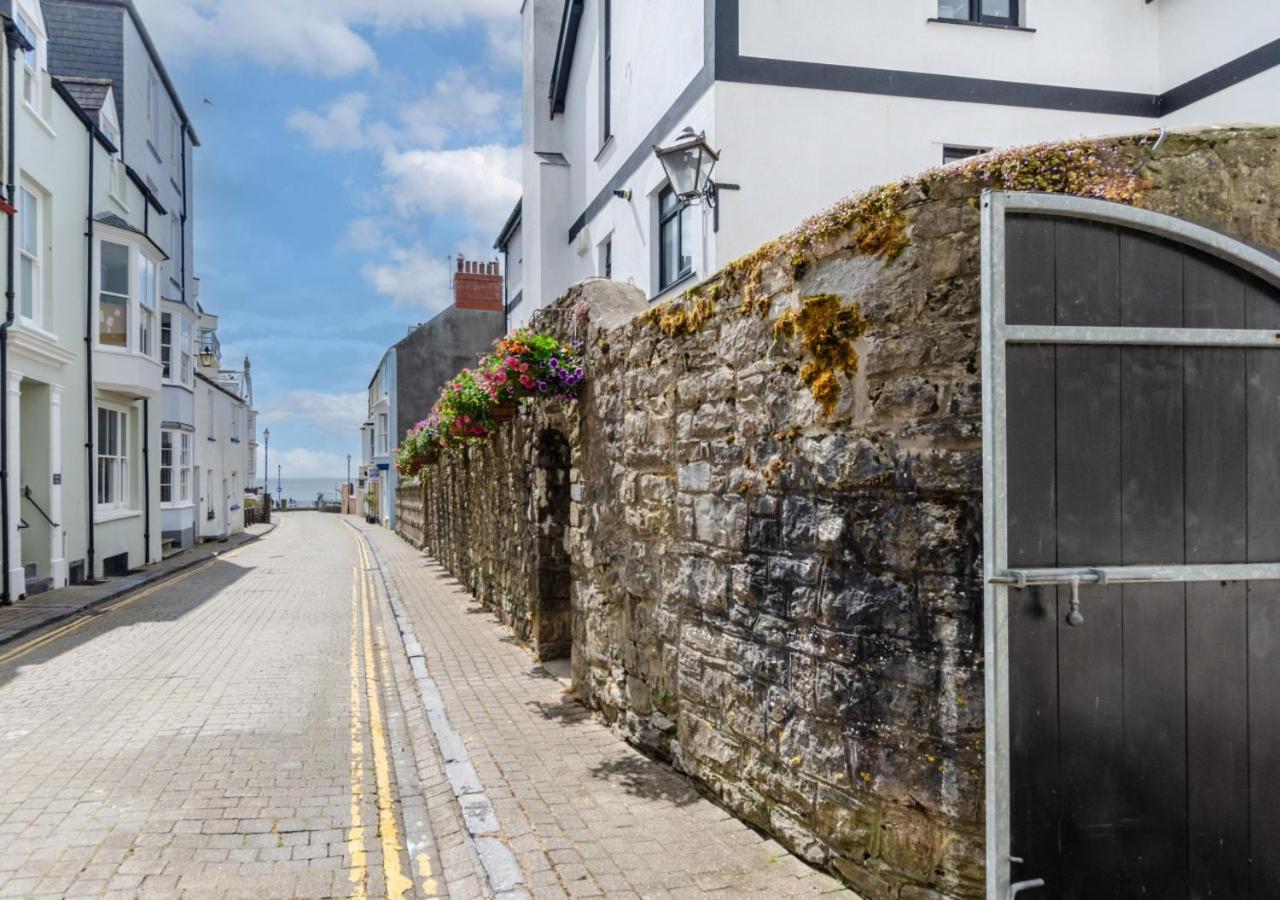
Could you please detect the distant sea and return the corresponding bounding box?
[259,477,350,505]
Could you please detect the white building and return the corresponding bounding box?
[3,0,170,596]
[501,0,1280,322]
[45,0,204,552]
[192,312,251,541]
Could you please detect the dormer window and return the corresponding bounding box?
[938,0,1019,27]
[16,13,40,110]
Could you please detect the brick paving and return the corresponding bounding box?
[358,521,854,899]
[0,513,436,899]
[0,524,276,648]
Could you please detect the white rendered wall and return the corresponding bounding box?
[1163,68,1280,129]
[711,81,1153,275]
[738,0,1162,94]
[1158,0,1280,89]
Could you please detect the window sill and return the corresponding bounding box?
[161,501,195,510]
[650,270,697,303]
[927,17,1035,32]
[23,101,57,138]
[95,508,141,524]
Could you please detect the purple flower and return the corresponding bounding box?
[549,358,560,369]
[574,367,584,379]
[536,380,548,394]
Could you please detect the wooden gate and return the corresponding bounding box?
[982,192,1280,898]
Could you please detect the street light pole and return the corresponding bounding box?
[277,465,282,498]
[346,454,352,514]
[263,428,270,494]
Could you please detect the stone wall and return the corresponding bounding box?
[395,127,1280,898]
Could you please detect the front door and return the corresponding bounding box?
[983,192,1280,898]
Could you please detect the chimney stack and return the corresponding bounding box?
[453,254,504,312]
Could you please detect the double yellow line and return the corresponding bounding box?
[347,534,413,900]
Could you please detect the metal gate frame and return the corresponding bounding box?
[981,191,1280,898]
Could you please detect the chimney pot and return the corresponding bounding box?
[457,256,464,272]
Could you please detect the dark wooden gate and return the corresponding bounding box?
[982,193,1280,899]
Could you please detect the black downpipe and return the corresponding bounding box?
[142,400,149,564]
[83,104,96,581]
[1,28,19,606]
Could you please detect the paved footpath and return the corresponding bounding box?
[0,513,478,899]
[356,521,852,899]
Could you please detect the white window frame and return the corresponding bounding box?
[97,238,132,350]
[138,253,157,357]
[147,68,161,153]
[377,413,389,456]
[179,432,192,503]
[180,317,193,386]
[108,157,127,208]
[17,183,42,326]
[96,405,130,512]
[160,311,173,380]
[160,430,174,505]
[16,11,42,115]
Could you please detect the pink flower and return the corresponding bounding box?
[519,374,534,389]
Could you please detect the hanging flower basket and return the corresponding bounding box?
[491,401,518,422]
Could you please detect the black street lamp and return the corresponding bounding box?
[653,127,739,232]
[263,428,270,494]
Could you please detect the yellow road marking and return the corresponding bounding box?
[354,535,413,900]
[347,566,369,898]
[0,551,240,665]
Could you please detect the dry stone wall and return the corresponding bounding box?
[396,127,1280,898]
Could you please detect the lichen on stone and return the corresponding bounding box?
[774,294,869,418]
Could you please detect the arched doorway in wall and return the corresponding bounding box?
[533,428,572,662]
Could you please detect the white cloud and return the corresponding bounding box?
[135,0,517,76]
[259,391,366,435]
[382,144,521,234]
[362,245,453,310]
[288,71,514,154]
[286,93,390,152]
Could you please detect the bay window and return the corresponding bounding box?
[99,241,130,347]
[18,185,40,323]
[161,313,172,378]
[161,429,192,506]
[139,255,157,356]
[180,317,193,386]
[96,406,129,510]
[658,186,693,292]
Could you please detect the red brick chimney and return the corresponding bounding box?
[453,256,503,312]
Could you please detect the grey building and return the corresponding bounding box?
[44,0,204,551]
[361,258,505,530]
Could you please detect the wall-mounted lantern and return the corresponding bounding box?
[653,127,739,231]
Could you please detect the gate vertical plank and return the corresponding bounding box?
[1184,255,1250,898]
[1055,220,1124,898]
[1005,216,1060,892]
[1118,233,1187,896]
[1246,283,1280,893]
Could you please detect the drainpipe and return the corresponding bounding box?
[142,400,149,563]
[82,101,96,581]
[1,25,24,606]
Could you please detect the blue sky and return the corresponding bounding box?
[133,0,523,479]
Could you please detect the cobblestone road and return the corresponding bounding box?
[357,522,851,900]
[0,514,454,899]
[0,513,852,898]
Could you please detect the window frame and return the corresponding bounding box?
[179,432,192,503]
[147,68,161,154]
[160,312,173,380]
[658,186,693,292]
[377,413,389,456]
[937,0,1020,27]
[97,239,132,350]
[599,0,612,150]
[96,405,130,512]
[16,11,41,113]
[17,184,41,325]
[942,145,991,165]
[138,253,157,357]
[179,317,193,387]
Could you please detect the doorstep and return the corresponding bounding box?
[0,522,276,648]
